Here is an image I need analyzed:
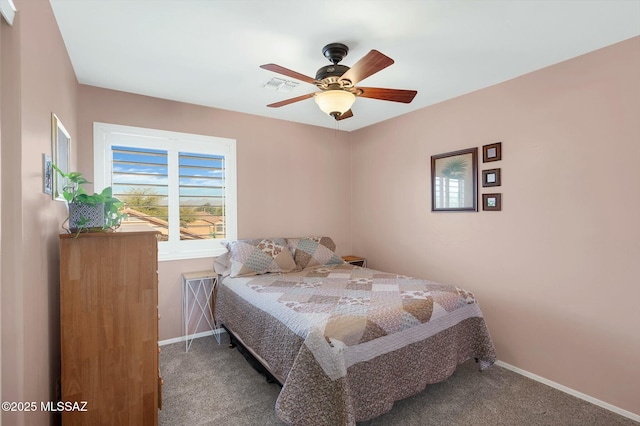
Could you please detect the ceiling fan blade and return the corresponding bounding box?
[335,109,354,121]
[357,87,417,103]
[266,92,316,108]
[338,50,394,86]
[260,64,319,85]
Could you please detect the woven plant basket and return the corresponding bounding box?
[69,202,105,232]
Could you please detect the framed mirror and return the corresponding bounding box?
[431,147,478,212]
[52,113,71,201]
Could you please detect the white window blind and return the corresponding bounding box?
[178,152,226,240]
[112,146,170,240]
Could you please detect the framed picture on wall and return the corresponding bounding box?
[43,154,53,195]
[431,147,478,212]
[52,113,71,201]
[482,193,502,211]
[482,142,502,163]
[482,168,501,187]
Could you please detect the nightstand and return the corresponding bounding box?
[343,255,367,267]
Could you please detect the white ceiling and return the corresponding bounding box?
[49,0,640,132]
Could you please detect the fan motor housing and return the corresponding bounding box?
[315,64,350,82]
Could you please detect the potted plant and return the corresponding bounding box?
[52,164,126,234]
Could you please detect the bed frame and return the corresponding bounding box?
[222,324,282,386]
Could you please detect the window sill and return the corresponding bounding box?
[158,247,228,262]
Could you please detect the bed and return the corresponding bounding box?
[214,237,496,425]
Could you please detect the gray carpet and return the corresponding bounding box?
[159,335,637,426]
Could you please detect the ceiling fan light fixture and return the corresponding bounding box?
[314,90,355,117]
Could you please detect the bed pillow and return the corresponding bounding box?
[286,236,344,270]
[227,238,298,278]
[213,251,231,277]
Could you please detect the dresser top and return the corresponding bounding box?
[59,223,159,239]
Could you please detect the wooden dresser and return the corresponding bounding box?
[59,226,161,425]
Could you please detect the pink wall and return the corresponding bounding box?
[3,0,638,421]
[350,37,640,415]
[0,8,21,415]
[1,0,77,424]
[76,86,353,340]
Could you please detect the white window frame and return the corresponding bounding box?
[94,122,237,261]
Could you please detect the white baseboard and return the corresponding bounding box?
[495,360,640,423]
[159,328,226,346]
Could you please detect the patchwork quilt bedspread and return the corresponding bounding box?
[216,263,496,425]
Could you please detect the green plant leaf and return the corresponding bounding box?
[100,187,113,198]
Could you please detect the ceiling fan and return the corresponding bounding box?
[260,43,418,121]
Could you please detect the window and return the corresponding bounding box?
[94,123,236,260]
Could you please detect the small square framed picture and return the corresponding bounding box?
[482,142,502,163]
[482,193,502,211]
[482,168,501,187]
